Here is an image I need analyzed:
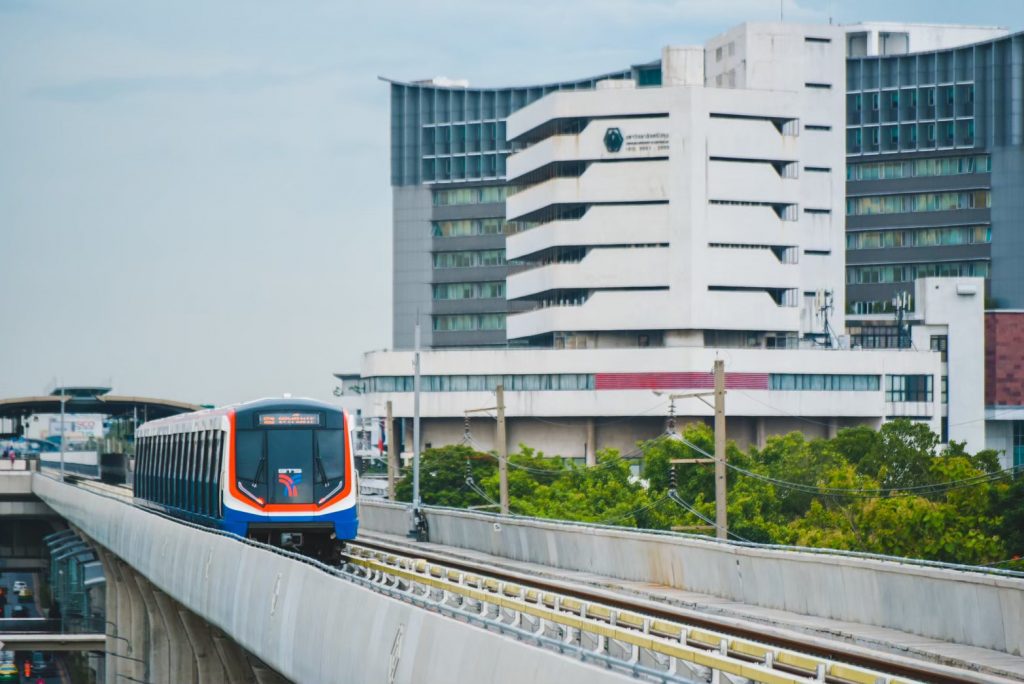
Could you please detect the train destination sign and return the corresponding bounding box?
[258,412,321,427]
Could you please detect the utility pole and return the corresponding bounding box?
[661,359,728,540]
[385,400,396,500]
[496,384,508,515]
[465,384,509,515]
[412,321,421,510]
[713,359,727,540]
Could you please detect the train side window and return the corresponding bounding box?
[184,436,192,509]
[143,438,150,497]
[184,432,193,512]
[190,431,199,513]
[174,433,183,509]
[154,436,162,503]
[144,438,151,497]
[167,434,175,507]
[203,430,214,516]
[212,431,223,516]
[205,430,215,516]
[195,431,205,515]
[162,435,170,505]
[142,438,149,497]
[135,437,143,497]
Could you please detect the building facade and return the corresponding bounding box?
[385,64,662,350]
[350,23,989,462]
[843,24,1024,316]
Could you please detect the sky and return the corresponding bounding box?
[2,0,1023,406]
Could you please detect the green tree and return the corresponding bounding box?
[843,419,939,490]
[514,449,658,527]
[394,444,495,508]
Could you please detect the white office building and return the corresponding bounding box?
[346,23,987,461]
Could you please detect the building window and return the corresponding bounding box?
[432,218,506,237]
[1013,422,1024,468]
[846,154,990,181]
[846,261,988,285]
[848,324,904,347]
[432,186,509,207]
[930,335,948,362]
[432,314,506,332]
[885,375,933,402]
[366,373,595,393]
[846,225,990,250]
[432,250,506,269]
[846,190,990,216]
[432,282,505,300]
[770,374,880,391]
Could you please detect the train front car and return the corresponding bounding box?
[225,399,358,559]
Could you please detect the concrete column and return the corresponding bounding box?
[827,418,839,439]
[120,561,149,684]
[107,560,134,684]
[212,631,256,683]
[95,550,117,683]
[585,419,596,467]
[130,573,171,684]
[152,589,198,684]
[755,418,767,449]
[178,610,230,683]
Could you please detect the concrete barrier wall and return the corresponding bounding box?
[33,475,637,684]
[360,500,1024,655]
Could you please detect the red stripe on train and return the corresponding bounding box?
[594,372,769,390]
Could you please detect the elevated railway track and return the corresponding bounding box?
[72,479,1015,684]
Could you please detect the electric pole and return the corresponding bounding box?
[713,359,727,540]
[496,384,508,515]
[412,321,421,510]
[385,400,396,500]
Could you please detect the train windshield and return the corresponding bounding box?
[236,426,346,506]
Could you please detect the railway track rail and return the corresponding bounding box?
[346,537,1009,684]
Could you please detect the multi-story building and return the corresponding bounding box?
[842,23,1024,316]
[385,65,661,350]
[346,23,988,462]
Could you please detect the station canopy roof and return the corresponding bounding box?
[0,386,200,421]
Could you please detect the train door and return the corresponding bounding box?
[267,430,315,505]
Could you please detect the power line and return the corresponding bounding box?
[597,494,671,525]
[675,435,1022,498]
[667,489,753,543]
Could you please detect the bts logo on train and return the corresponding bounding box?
[278,468,302,497]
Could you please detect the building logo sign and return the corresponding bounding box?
[604,127,670,154]
[278,468,302,497]
[603,127,624,153]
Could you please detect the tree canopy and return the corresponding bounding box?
[391,420,1022,569]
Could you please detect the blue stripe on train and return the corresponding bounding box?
[221,505,358,540]
[133,496,359,540]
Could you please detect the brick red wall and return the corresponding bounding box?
[986,312,1024,406]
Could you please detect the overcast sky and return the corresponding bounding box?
[2,0,1022,406]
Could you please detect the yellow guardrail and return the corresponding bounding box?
[346,545,919,684]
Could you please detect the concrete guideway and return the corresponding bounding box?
[30,473,646,684]
[359,501,1024,660]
